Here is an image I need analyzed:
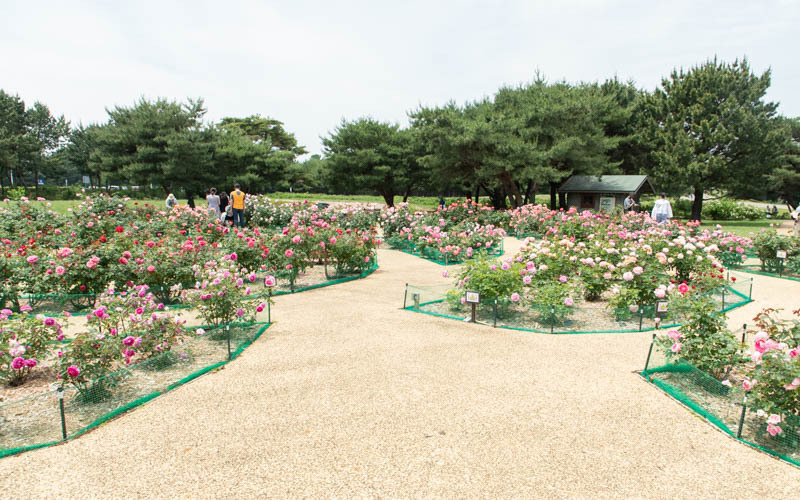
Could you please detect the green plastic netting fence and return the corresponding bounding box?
[641,347,800,468]
[250,255,379,297]
[388,240,504,266]
[402,271,753,334]
[1,258,379,315]
[0,322,270,459]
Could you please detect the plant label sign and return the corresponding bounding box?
[465,290,480,323]
[777,250,787,259]
[465,291,480,304]
[656,301,669,313]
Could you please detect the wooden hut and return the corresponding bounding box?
[559,175,655,212]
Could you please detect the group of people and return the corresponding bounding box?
[165,185,247,227]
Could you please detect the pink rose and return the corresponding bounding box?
[510,292,520,303]
[26,255,39,264]
[67,365,80,377]
[671,342,682,353]
[564,297,574,307]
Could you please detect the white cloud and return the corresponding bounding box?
[2,0,798,154]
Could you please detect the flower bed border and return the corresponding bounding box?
[390,240,504,266]
[0,321,271,459]
[639,362,800,469]
[402,283,752,334]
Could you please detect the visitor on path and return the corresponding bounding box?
[231,184,246,227]
[219,192,231,224]
[792,205,800,236]
[165,192,177,210]
[623,193,635,212]
[438,196,446,210]
[207,188,220,217]
[651,193,673,223]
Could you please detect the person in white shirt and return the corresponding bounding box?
[206,187,220,217]
[651,193,673,223]
[791,204,800,236]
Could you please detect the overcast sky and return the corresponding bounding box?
[3,0,798,155]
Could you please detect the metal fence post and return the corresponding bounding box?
[737,395,747,439]
[403,283,408,309]
[226,325,232,361]
[741,323,747,344]
[57,386,67,440]
[550,307,555,335]
[748,278,753,300]
[721,287,726,311]
[493,299,497,328]
[644,333,656,372]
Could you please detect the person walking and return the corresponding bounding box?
[206,188,220,218]
[165,192,178,210]
[438,196,446,210]
[651,193,673,224]
[230,183,246,228]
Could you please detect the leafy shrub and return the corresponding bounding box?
[1,311,65,385]
[657,294,742,379]
[743,309,800,444]
[703,199,763,220]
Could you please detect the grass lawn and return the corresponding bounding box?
[699,219,790,237]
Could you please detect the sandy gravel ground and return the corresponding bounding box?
[1,237,799,499]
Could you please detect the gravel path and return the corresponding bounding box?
[1,237,799,498]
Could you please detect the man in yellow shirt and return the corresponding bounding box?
[230,183,246,227]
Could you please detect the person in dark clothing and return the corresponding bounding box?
[218,192,232,225]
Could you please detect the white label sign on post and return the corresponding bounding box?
[777,250,787,259]
[465,291,480,304]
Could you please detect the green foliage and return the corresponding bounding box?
[744,310,800,421]
[702,199,763,220]
[658,295,742,379]
[322,119,424,207]
[639,57,786,220]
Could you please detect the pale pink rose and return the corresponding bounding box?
[742,379,755,391]
[632,266,643,275]
[510,292,520,303]
[667,330,681,341]
[654,288,666,299]
[559,275,568,283]
[523,275,532,285]
[671,342,682,353]
[442,270,448,278]
[623,272,634,281]
[564,297,574,307]
[767,424,783,437]
[768,414,782,425]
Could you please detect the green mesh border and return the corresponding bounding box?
[640,364,800,468]
[393,240,505,266]
[403,284,751,334]
[0,322,271,459]
[262,257,379,297]
[728,264,800,282]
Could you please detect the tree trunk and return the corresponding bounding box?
[474,184,480,203]
[402,184,412,203]
[522,180,533,205]
[691,185,704,221]
[379,188,394,207]
[34,163,39,198]
[559,191,567,210]
[549,182,558,210]
[499,171,522,208]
